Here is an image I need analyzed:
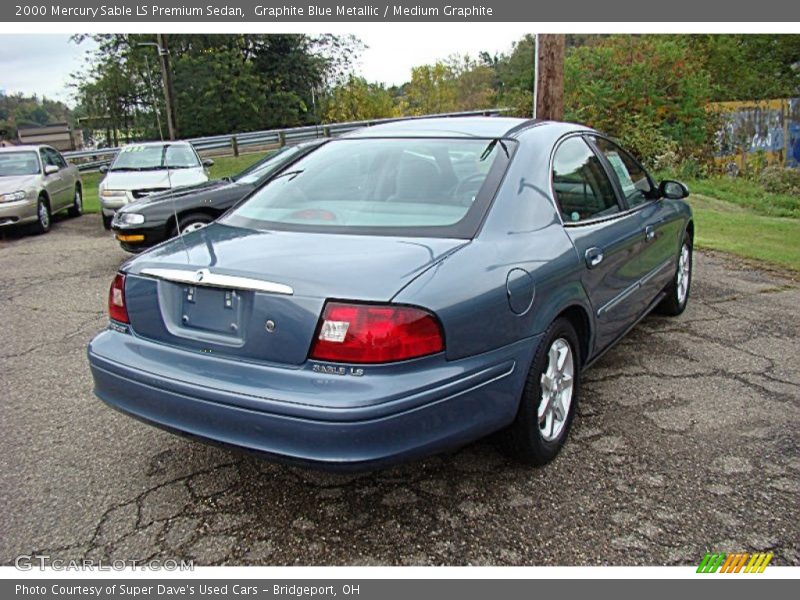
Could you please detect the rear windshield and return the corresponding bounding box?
[0,151,40,176]
[110,144,200,171]
[220,137,515,238]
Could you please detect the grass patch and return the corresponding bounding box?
[79,151,269,214]
[682,176,800,219]
[689,194,800,273]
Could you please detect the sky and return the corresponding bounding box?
[0,28,535,106]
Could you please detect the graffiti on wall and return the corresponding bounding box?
[712,98,800,169]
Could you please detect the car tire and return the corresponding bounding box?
[175,212,213,236]
[30,195,51,235]
[502,317,581,466]
[657,232,692,316]
[102,213,113,230]
[68,186,83,218]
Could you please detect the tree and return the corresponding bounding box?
[70,34,364,141]
[563,36,713,158]
[404,56,495,116]
[322,76,399,122]
[0,92,73,141]
[688,35,800,101]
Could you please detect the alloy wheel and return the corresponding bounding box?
[38,201,49,229]
[538,337,575,442]
[676,243,691,305]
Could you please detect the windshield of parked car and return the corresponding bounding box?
[221,137,514,238]
[110,144,200,171]
[233,146,298,185]
[0,151,40,176]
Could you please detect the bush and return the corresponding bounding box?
[759,165,800,196]
[614,114,679,170]
[564,36,714,161]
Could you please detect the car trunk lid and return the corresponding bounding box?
[122,223,467,365]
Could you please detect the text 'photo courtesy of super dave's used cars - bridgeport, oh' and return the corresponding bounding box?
[88,116,693,470]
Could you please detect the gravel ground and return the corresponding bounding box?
[1,214,798,566]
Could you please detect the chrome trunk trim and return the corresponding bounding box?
[140,267,294,295]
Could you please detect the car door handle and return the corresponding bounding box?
[645,225,656,242]
[585,247,604,269]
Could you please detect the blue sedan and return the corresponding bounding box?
[88,117,693,469]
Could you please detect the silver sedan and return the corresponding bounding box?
[0,145,83,234]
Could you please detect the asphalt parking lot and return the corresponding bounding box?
[1,214,798,566]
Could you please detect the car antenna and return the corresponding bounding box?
[311,85,321,139]
[163,142,191,263]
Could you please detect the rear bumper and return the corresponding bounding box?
[88,329,539,469]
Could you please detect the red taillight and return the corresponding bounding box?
[108,273,129,324]
[309,302,444,364]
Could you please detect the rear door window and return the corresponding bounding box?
[591,137,655,208]
[552,136,620,223]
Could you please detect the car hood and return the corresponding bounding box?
[125,223,469,301]
[120,178,233,212]
[0,174,40,191]
[101,168,207,191]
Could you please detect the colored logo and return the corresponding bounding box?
[697,552,773,573]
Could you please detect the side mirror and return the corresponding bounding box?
[659,179,689,200]
[202,158,214,168]
[99,165,109,174]
[44,164,59,175]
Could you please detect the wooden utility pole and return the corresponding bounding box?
[156,33,178,140]
[534,34,566,121]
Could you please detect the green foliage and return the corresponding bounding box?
[687,35,800,102]
[406,62,460,115]
[613,114,680,170]
[564,36,713,156]
[70,34,363,141]
[322,76,399,122]
[172,48,267,138]
[0,92,74,140]
[759,165,800,196]
[405,56,496,115]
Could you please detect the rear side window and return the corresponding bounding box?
[591,137,654,208]
[552,137,619,222]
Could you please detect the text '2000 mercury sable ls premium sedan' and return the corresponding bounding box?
[88,117,693,470]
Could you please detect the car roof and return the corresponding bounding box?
[343,116,590,139]
[121,140,193,148]
[0,145,48,153]
[343,116,533,139]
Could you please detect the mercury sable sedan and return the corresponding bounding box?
[88,117,693,469]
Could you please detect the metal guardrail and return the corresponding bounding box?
[70,109,507,169]
[64,109,506,172]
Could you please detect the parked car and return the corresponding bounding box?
[88,117,693,470]
[0,145,83,234]
[98,141,212,230]
[111,141,324,252]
